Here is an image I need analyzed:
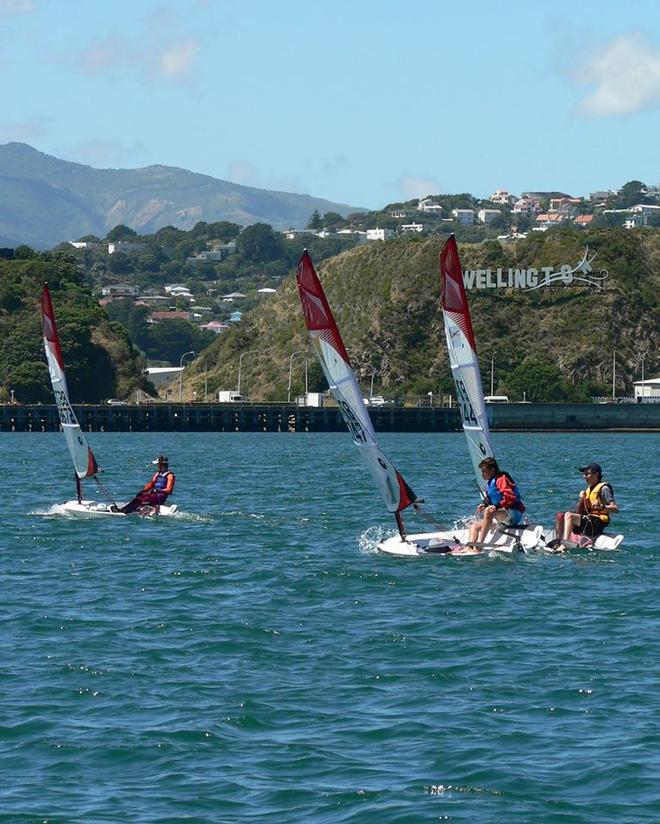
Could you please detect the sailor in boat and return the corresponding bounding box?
[466,457,526,549]
[553,463,618,552]
[111,454,175,514]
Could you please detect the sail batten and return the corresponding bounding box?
[41,285,99,480]
[440,236,494,494]
[296,251,416,514]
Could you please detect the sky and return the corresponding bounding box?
[1,0,659,211]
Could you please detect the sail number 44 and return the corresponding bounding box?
[455,380,478,426]
[54,389,77,425]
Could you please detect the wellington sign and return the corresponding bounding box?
[463,247,608,291]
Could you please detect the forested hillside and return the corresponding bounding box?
[0,252,152,403]
[180,228,660,403]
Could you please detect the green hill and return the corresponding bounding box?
[181,228,660,402]
[0,252,152,403]
[0,143,362,249]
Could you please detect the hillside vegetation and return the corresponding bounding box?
[0,252,152,403]
[180,228,660,402]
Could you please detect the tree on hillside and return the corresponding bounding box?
[507,357,569,402]
[236,223,285,263]
[107,224,138,241]
[307,210,322,230]
[206,221,241,241]
[614,180,648,209]
[14,245,37,259]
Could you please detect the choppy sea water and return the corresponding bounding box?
[2,430,659,823]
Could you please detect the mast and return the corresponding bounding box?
[41,285,100,497]
[296,250,416,537]
[440,236,495,495]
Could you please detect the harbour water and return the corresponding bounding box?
[3,431,659,822]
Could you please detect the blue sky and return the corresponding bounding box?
[1,0,659,210]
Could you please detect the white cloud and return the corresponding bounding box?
[76,36,136,75]
[0,117,46,141]
[399,175,442,200]
[574,31,660,117]
[156,38,200,80]
[0,0,35,14]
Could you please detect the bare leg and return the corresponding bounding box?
[562,512,580,542]
[478,508,495,543]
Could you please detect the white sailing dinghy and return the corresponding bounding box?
[435,236,542,553]
[41,284,177,519]
[297,250,492,557]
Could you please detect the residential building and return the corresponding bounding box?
[187,250,227,262]
[548,197,582,215]
[148,310,192,323]
[574,215,594,228]
[199,320,229,334]
[282,228,316,240]
[400,222,424,233]
[534,213,566,228]
[366,228,394,241]
[69,240,101,249]
[107,241,146,254]
[229,310,243,323]
[477,209,501,224]
[451,209,475,225]
[489,189,516,205]
[417,198,443,214]
[100,283,141,299]
[513,197,541,215]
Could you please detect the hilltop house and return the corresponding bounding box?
[366,228,394,241]
[478,209,501,224]
[107,241,146,254]
[451,209,475,225]
[417,198,443,214]
[489,189,516,205]
[100,283,141,299]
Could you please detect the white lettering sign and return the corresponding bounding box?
[463,247,608,291]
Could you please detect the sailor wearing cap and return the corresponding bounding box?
[553,462,618,551]
[111,454,176,514]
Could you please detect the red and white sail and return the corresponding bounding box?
[41,285,99,479]
[296,251,416,513]
[440,236,494,494]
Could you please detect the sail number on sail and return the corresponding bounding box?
[337,398,368,444]
[455,379,478,426]
[53,388,77,426]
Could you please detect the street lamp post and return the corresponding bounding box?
[612,349,616,400]
[287,351,304,403]
[238,350,265,397]
[641,353,646,398]
[10,389,15,404]
[203,361,208,403]
[490,352,496,397]
[428,390,433,407]
[179,351,195,402]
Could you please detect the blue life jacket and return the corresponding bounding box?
[486,473,525,511]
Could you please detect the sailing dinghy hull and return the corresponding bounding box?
[54,500,178,519]
[378,525,544,557]
[541,529,624,552]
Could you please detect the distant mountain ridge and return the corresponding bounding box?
[0,143,362,249]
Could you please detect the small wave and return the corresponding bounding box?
[358,525,392,554]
